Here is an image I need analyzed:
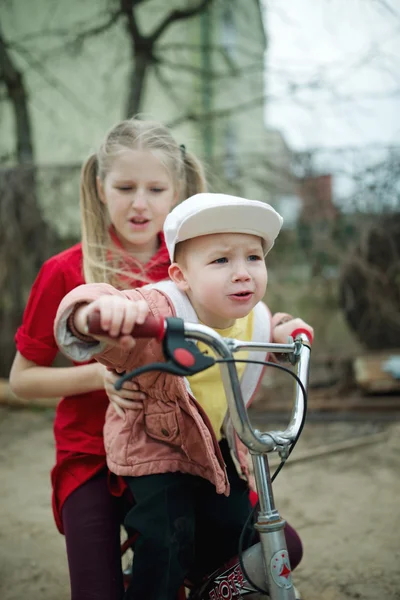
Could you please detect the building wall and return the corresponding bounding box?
[298,174,338,223]
[1,0,208,163]
[0,0,269,235]
[205,0,268,199]
[1,0,267,160]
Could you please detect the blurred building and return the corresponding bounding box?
[1,0,299,235]
[260,128,303,228]
[298,174,338,224]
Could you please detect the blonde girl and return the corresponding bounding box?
[10,118,207,600]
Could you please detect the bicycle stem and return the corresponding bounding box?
[182,323,311,455]
[89,313,311,598]
[252,453,297,599]
[181,323,311,599]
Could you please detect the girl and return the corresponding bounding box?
[9,118,207,600]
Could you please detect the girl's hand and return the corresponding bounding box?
[74,296,150,351]
[273,318,314,345]
[103,367,147,419]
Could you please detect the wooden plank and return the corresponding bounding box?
[254,389,400,414]
[268,431,389,468]
[354,352,400,393]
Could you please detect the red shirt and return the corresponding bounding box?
[15,238,170,532]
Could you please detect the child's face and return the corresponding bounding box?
[170,233,267,329]
[98,149,177,256]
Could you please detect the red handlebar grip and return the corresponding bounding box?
[87,312,165,341]
[291,327,313,344]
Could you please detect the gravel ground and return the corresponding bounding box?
[0,406,399,600]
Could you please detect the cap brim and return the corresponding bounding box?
[176,204,282,255]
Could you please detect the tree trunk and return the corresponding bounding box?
[125,49,150,117]
[0,26,59,376]
[0,166,60,377]
[0,27,34,164]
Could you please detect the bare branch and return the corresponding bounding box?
[0,28,18,83]
[372,0,400,18]
[73,8,122,45]
[167,94,265,129]
[119,0,216,115]
[0,26,34,163]
[10,9,122,49]
[120,0,144,44]
[158,56,262,80]
[153,63,185,112]
[10,41,102,120]
[149,0,214,43]
[158,41,263,61]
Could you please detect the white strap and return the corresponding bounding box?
[145,281,199,324]
[240,302,271,405]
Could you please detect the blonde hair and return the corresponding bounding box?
[80,118,207,287]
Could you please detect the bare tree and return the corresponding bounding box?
[0,26,34,163]
[0,22,58,376]
[119,0,214,116]
[2,0,399,370]
[37,0,215,117]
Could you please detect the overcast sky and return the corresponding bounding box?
[264,0,400,152]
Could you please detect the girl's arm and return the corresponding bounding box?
[11,260,146,401]
[9,353,147,406]
[9,352,107,399]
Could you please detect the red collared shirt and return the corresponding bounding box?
[15,237,170,532]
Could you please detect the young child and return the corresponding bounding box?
[9,117,207,600]
[54,193,313,600]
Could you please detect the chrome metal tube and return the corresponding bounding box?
[183,323,284,453]
[179,323,309,600]
[183,324,311,453]
[282,341,311,441]
[252,454,277,518]
[228,340,297,354]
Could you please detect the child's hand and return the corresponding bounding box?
[103,367,147,418]
[74,296,150,351]
[273,317,314,345]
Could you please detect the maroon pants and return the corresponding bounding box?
[62,471,126,600]
[61,470,303,600]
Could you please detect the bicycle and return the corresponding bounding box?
[89,314,312,600]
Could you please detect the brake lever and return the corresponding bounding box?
[115,317,215,389]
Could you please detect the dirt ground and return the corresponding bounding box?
[0,405,399,600]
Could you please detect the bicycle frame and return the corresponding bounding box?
[176,323,311,600]
[88,313,311,599]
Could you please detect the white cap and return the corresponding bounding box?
[164,193,283,261]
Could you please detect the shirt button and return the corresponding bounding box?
[161,428,169,437]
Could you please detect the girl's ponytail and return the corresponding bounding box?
[181,149,207,199]
[80,153,109,284]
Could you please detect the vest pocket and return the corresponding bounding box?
[144,411,181,446]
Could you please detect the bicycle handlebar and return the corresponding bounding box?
[87,313,312,347]
[87,313,311,456]
[87,311,166,341]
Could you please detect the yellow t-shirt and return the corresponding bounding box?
[187,311,254,441]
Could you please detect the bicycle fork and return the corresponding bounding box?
[194,453,297,600]
[249,452,296,600]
